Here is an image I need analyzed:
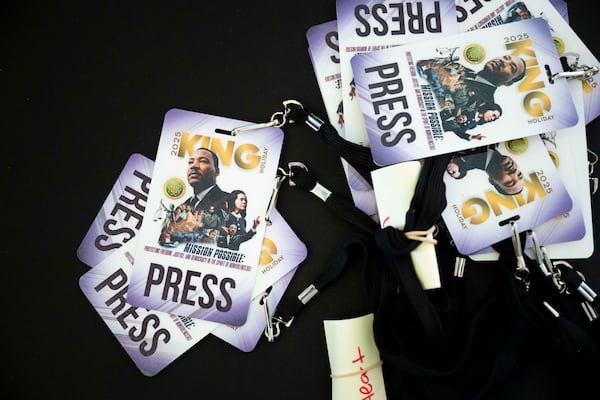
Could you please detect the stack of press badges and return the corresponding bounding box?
[77,110,308,376]
[306,0,599,262]
[77,0,600,379]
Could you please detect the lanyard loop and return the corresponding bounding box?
[266,233,374,341]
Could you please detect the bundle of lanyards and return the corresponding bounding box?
[260,99,600,399]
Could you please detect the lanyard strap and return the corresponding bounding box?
[278,155,453,354]
[279,153,537,399]
[266,162,379,340]
[268,232,374,341]
[256,99,600,397]
[276,152,600,399]
[284,100,379,186]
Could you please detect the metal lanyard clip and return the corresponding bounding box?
[261,291,289,343]
[548,52,599,83]
[527,230,552,277]
[285,161,332,202]
[261,287,296,342]
[510,221,530,290]
[527,230,566,293]
[553,260,598,303]
[264,314,294,342]
[264,160,316,224]
[264,170,288,225]
[550,65,599,82]
[229,99,305,135]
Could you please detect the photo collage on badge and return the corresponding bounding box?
[155,191,261,251]
[415,2,533,143]
[154,147,261,253]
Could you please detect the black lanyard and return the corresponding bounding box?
[258,100,600,398]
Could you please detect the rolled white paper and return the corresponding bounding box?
[323,313,387,400]
[371,161,441,289]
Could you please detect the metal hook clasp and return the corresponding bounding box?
[510,221,530,290]
[261,291,276,342]
[265,162,309,222]
[268,316,294,342]
[230,100,304,135]
[550,65,599,82]
[282,161,309,186]
[589,149,599,175]
[263,312,294,342]
[543,246,567,293]
[548,53,599,83]
[589,149,599,195]
[527,230,551,277]
[281,99,304,120]
[264,171,288,225]
[527,230,566,292]
[553,260,598,303]
[284,161,332,202]
[230,120,278,135]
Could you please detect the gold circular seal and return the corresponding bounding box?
[553,36,566,56]
[163,177,186,200]
[547,150,559,167]
[463,44,486,64]
[504,137,529,154]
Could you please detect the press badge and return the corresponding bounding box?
[336,0,458,147]
[211,208,307,352]
[523,80,593,259]
[79,240,218,376]
[441,134,573,255]
[465,81,592,260]
[456,0,600,124]
[306,19,379,222]
[77,153,154,268]
[127,109,284,326]
[78,156,307,353]
[350,17,578,166]
[459,0,600,124]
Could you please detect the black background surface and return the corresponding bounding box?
[3,1,600,399]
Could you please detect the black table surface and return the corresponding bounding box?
[4,1,600,399]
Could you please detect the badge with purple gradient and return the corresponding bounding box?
[211,209,307,352]
[442,134,573,255]
[351,18,579,166]
[127,109,284,326]
[77,153,153,268]
[457,0,600,124]
[79,241,218,376]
